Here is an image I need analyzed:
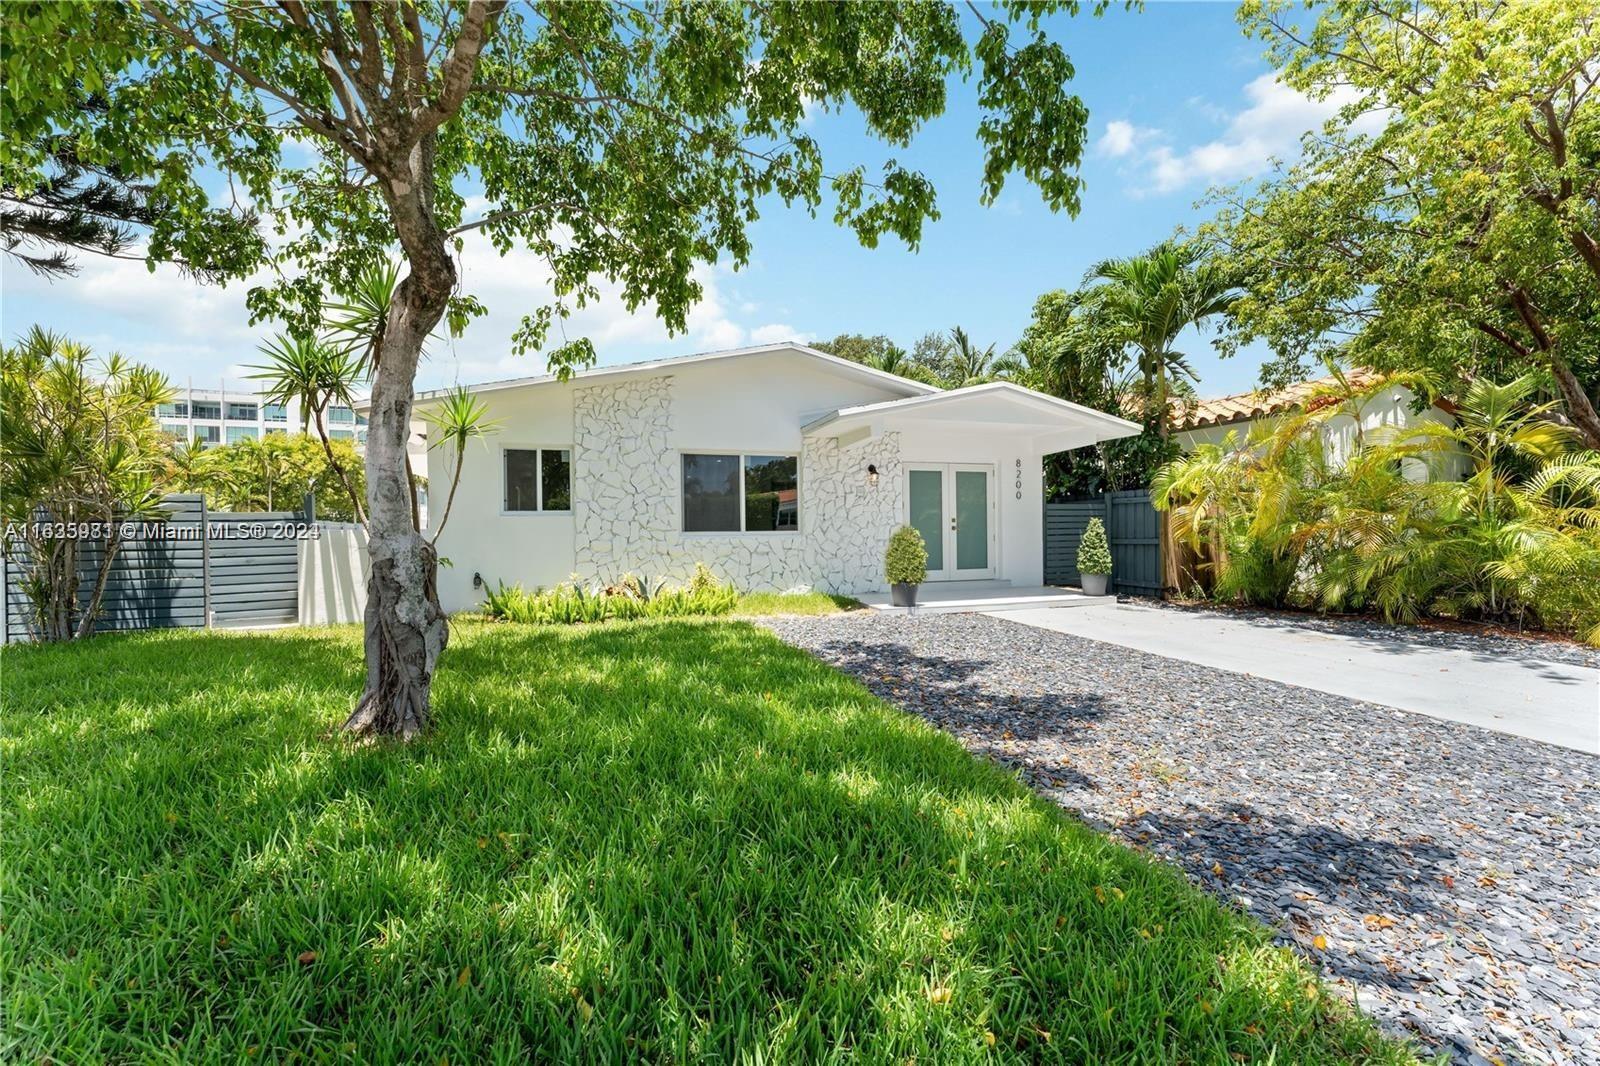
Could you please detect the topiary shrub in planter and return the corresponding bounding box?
[884,525,929,607]
[1077,516,1112,596]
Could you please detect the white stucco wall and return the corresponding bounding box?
[428,352,917,611]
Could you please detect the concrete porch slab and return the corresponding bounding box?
[859,583,1104,615]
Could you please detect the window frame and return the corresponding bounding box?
[680,450,801,536]
[500,444,574,516]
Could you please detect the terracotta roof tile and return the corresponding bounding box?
[1172,368,1384,431]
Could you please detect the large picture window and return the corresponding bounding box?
[682,453,798,533]
[504,448,572,513]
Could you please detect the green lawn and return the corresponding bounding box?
[2,620,1417,1063]
[734,590,862,616]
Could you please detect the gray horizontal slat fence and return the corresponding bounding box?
[3,493,312,641]
[1043,489,1163,597]
[4,495,208,639]
[1043,500,1098,586]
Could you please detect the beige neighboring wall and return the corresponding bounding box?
[298,524,369,625]
[1176,383,1466,482]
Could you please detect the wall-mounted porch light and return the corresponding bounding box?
[866,463,879,487]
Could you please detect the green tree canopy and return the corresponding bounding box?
[162,433,371,524]
[811,334,898,366]
[2,1,1107,736]
[1211,0,1600,448]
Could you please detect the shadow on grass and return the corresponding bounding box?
[1,620,1419,1064]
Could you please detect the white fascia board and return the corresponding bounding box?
[404,341,938,409]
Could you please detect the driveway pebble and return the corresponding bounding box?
[762,611,1600,1066]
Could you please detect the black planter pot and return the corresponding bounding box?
[890,582,919,607]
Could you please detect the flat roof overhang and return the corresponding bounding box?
[802,382,1142,454]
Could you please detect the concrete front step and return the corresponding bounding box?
[858,585,1107,615]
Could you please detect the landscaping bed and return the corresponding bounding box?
[2,619,1415,1063]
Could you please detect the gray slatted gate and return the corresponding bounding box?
[1043,489,1163,596]
[205,510,305,627]
[3,493,308,641]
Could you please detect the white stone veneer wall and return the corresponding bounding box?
[572,376,902,593]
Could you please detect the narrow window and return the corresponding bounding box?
[682,454,741,531]
[744,454,798,531]
[504,449,540,512]
[541,449,571,511]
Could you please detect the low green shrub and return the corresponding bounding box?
[1076,517,1112,575]
[884,525,928,585]
[483,563,738,624]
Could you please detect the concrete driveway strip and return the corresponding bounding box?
[990,603,1600,754]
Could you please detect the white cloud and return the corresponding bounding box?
[1096,119,1152,159]
[2,219,803,392]
[748,323,808,346]
[1110,74,1373,196]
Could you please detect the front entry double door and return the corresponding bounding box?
[906,464,996,580]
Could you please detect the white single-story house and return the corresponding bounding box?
[1173,369,1466,481]
[409,341,1140,612]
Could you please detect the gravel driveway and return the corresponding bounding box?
[762,611,1600,1066]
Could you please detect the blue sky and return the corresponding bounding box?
[1,3,1336,398]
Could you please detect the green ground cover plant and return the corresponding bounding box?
[1,620,1420,1063]
[481,564,737,624]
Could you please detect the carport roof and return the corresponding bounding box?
[802,382,1141,453]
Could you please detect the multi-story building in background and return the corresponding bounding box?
[155,380,368,448]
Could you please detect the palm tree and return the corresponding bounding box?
[865,343,940,386]
[248,333,367,524]
[1086,243,1239,440]
[1086,242,1241,591]
[946,326,1000,387]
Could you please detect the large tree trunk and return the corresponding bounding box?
[342,140,455,740]
[1550,358,1600,452]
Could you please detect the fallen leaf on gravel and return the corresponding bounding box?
[1312,935,1328,951]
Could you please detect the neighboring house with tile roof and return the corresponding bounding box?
[1172,369,1466,481]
